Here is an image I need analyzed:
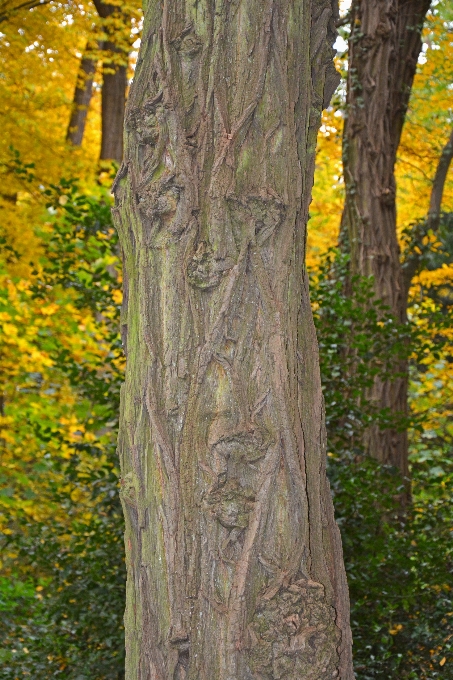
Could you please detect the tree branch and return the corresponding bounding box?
[0,0,51,24]
[335,11,351,29]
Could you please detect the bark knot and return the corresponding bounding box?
[187,241,234,289]
[246,577,340,679]
[203,478,255,530]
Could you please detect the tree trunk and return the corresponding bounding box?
[340,0,430,474]
[66,42,97,147]
[93,0,128,162]
[426,128,453,231]
[112,1,354,679]
[100,59,127,162]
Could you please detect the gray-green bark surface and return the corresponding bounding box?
[113,1,354,678]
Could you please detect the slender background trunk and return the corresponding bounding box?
[402,127,453,299]
[113,0,354,678]
[66,41,98,147]
[340,0,430,475]
[426,128,453,230]
[101,58,127,161]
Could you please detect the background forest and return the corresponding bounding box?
[0,0,452,678]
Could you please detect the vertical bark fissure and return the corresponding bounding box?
[340,0,431,473]
[114,1,354,678]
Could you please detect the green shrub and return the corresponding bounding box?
[311,251,453,679]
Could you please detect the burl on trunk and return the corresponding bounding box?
[112,1,354,678]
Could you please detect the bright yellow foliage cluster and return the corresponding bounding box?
[0,263,119,538]
[0,0,134,544]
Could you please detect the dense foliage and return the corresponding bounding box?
[1,190,452,678]
[311,250,453,679]
[0,179,125,678]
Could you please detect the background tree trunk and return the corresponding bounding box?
[101,59,127,161]
[425,128,453,232]
[113,1,354,678]
[340,0,430,474]
[402,127,453,299]
[66,41,98,147]
[93,0,128,162]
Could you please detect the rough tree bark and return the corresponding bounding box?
[340,0,430,474]
[94,0,128,162]
[66,41,98,147]
[112,1,354,679]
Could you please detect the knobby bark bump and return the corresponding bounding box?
[113,1,354,678]
[340,0,430,475]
